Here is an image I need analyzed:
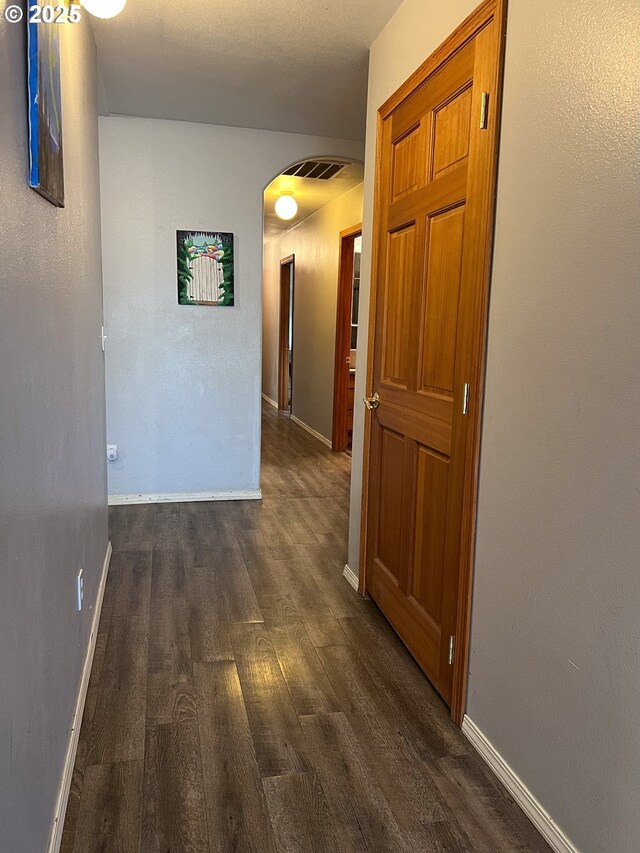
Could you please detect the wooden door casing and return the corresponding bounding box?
[361,0,506,722]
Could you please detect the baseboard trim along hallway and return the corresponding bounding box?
[342,563,360,592]
[290,414,332,448]
[47,541,112,853]
[261,393,278,409]
[108,489,262,506]
[461,716,579,853]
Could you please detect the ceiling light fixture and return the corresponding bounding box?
[275,194,298,221]
[80,0,127,19]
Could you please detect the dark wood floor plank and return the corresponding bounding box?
[263,772,341,853]
[237,533,288,599]
[201,505,240,550]
[300,712,410,853]
[185,565,234,662]
[195,661,278,853]
[151,502,184,550]
[277,501,320,546]
[259,595,341,715]
[180,505,214,569]
[317,643,450,835]
[72,761,143,853]
[87,617,148,764]
[292,496,344,536]
[230,621,308,778]
[429,754,551,852]
[256,509,297,558]
[214,545,264,623]
[110,504,155,552]
[303,615,351,648]
[273,557,339,625]
[110,550,152,621]
[258,589,349,649]
[339,611,468,761]
[147,548,194,724]
[142,721,210,852]
[225,498,262,531]
[296,542,361,619]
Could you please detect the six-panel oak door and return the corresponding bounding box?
[364,1,504,710]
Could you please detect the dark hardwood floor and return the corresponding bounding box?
[62,402,550,852]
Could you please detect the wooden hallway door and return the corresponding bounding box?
[362,0,506,721]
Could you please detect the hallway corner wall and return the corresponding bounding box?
[99,117,362,499]
[0,17,108,853]
[262,182,364,441]
[350,0,640,850]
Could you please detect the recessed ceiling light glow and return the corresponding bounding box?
[81,0,126,19]
[275,194,298,221]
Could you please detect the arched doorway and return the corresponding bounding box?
[261,157,364,454]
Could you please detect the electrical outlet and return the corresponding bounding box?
[77,568,84,612]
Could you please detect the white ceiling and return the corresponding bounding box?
[264,160,364,241]
[90,0,403,140]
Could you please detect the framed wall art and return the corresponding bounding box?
[27,1,65,207]
[177,230,234,306]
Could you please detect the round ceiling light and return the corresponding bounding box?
[81,0,127,19]
[275,194,298,221]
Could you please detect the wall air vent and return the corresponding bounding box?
[281,160,347,180]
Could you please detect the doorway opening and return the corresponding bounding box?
[332,225,362,452]
[278,255,295,412]
[261,156,364,449]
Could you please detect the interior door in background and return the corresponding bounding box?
[363,0,505,718]
[278,256,295,412]
[333,226,362,452]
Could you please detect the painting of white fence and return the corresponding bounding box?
[177,230,234,306]
[188,255,225,303]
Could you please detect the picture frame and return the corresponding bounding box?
[177,230,235,306]
[27,1,65,207]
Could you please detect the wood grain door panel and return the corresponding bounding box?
[374,426,407,586]
[419,204,466,395]
[380,224,418,389]
[364,0,505,715]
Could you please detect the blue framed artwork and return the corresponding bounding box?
[177,231,235,306]
[27,3,65,207]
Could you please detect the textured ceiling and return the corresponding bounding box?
[264,161,364,241]
[90,0,403,140]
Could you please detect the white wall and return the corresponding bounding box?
[99,117,362,499]
[0,18,108,853]
[263,183,363,440]
[349,1,640,850]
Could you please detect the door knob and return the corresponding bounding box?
[363,392,380,410]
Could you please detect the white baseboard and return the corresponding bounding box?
[290,414,332,449]
[461,716,579,853]
[261,393,278,409]
[47,541,112,853]
[108,489,262,506]
[342,563,360,592]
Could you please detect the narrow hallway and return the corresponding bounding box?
[62,403,550,852]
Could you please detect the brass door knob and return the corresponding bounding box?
[363,392,380,410]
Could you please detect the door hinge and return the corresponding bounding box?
[480,92,489,129]
[462,382,470,415]
[101,325,107,352]
[448,635,456,666]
